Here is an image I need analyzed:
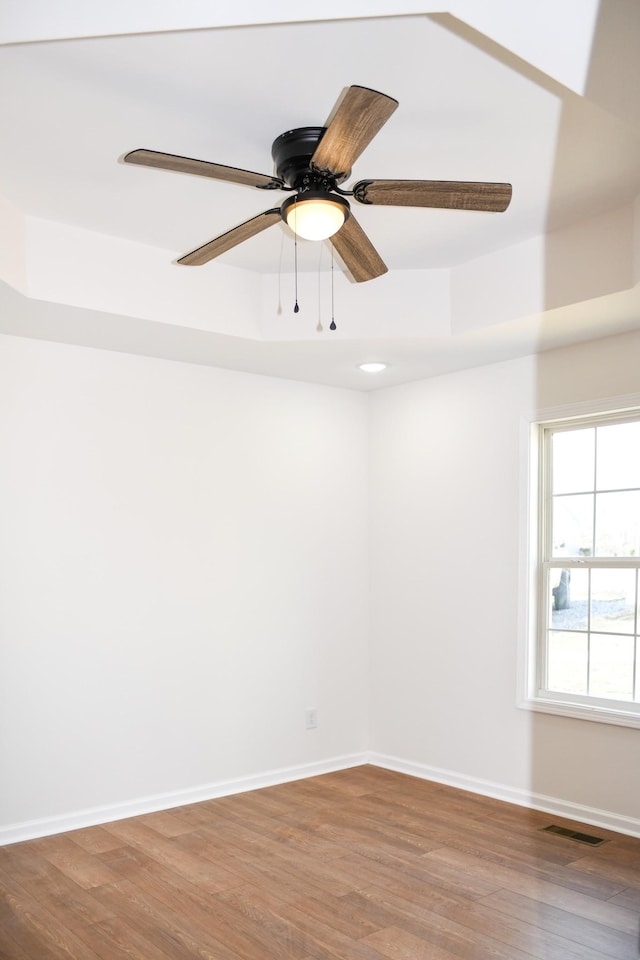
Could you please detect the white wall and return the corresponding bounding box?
[369,328,640,829]
[0,334,370,835]
[3,323,640,841]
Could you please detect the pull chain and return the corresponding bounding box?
[293,202,299,314]
[316,242,323,332]
[330,244,337,330]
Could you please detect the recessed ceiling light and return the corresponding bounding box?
[358,362,387,373]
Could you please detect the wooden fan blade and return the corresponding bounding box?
[124,149,283,190]
[177,209,282,266]
[311,86,398,177]
[353,179,512,212]
[330,214,387,283]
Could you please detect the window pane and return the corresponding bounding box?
[594,490,640,557]
[549,567,588,630]
[538,412,640,722]
[552,428,594,494]
[589,634,635,701]
[590,568,636,634]
[552,494,593,557]
[547,631,588,694]
[596,422,640,491]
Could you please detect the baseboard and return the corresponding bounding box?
[370,753,640,839]
[5,750,638,846]
[0,752,369,846]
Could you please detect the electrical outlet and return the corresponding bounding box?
[305,708,318,730]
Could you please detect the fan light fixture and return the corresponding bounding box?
[282,192,350,241]
[124,85,512,280]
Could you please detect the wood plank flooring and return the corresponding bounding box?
[1,766,639,959]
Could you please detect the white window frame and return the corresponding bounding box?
[518,393,640,729]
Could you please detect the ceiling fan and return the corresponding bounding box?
[123,85,512,283]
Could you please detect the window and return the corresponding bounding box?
[522,405,640,727]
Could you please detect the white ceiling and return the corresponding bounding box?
[1,1,639,390]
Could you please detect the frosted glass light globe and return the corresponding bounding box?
[285,197,347,241]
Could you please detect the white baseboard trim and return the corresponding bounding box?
[0,752,369,846]
[370,753,640,839]
[5,751,638,845]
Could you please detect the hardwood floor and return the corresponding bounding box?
[1,766,639,959]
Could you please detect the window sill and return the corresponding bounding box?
[518,694,640,729]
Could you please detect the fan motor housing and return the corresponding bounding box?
[271,126,351,188]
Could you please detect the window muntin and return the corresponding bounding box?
[535,411,640,724]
